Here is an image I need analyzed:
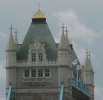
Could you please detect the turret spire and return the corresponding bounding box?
[85,50,93,71]
[58,24,66,49]
[88,52,93,71]
[85,50,89,66]
[61,23,65,34]
[82,50,94,100]
[58,24,70,65]
[65,27,70,44]
[6,25,15,51]
[14,29,19,44]
[9,24,13,34]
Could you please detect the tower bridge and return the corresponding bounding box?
[6,6,94,100]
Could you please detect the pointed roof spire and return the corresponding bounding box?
[88,52,93,71]
[84,50,93,72]
[58,24,67,49]
[65,27,70,44]
[9,24,13,34]
[33,3,45,19]
[59,24,66,44]
[14,29,19,44]
[85,50,89,66]
[6,25,15,51]
[61,23,65,33]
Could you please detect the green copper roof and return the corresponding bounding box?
[17,21,57,60]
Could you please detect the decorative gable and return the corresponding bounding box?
[28,42,46,63]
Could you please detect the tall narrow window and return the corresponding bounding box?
[31,69,36,77]
[32,53,36,62]
[45,69,50,77]
[38,69,43,77]
[38,53,43,61]
[24,69,29,78]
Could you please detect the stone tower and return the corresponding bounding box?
[58,24,70,65]
[6,25,17,89]
[82,51,94,100]
[6,7,72,100]
[6,6,94,100]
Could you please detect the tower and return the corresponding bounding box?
[58,24,70,65]
[82,51,94,100]
[58,25,72,100]
[6,25,17,88]
[5,5,94,100]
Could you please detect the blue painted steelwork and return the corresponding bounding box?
[59,82,64,100]
[72,77,89,96]
[6,84,12,100]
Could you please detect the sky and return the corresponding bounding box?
[0,0,103,99]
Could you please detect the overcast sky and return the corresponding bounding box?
[0,0,103,100]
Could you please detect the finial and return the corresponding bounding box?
[61,24,65,34]
[9,24,13,34]
[65,27,69,35]
[14,28,18,34]
[88,52,91,58]
[33,3,45,19]
[85,50,91,60]
[86,50,89,55]
[65,27,69,39]
[14,28,19,44]
[38,3,40,10]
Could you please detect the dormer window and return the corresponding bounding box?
[28,43,46,62]
[32,53,36,62]
[38,53,43,61]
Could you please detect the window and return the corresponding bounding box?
[31,69,36,77]
[38,53,43,61]
[45,69,50,77]
[32,53,36,62]
[24,69,29,78]
[38,69,43,77]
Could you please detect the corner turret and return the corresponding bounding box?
[6,26,15,51]
[6,25,17,89]
[82,51,94,100]
[6,25,16,66]
[58,24,68,50]
[58,24,70,65]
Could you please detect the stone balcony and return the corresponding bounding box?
[16,59,58,67]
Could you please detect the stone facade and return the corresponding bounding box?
[6,7,94,100]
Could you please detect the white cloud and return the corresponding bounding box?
[0,65,6,80]
[53,10,101,43]
[95,87,103,100]
[73,44,86,64]
[0,64,6,100]
[0,32,3,36]
[1,96,5,100]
